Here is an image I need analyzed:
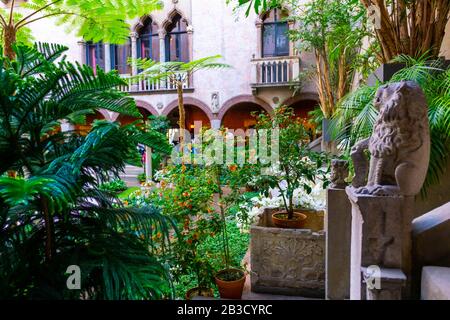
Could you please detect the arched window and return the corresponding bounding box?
[86,42,105,74]
[137,17,160,61]
[262,9,289,57]
[165,14,189,62]
[111,39,132,74]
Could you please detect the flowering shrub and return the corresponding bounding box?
[127,165,221,291]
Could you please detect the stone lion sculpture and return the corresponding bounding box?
[330,159,349,189]
[350,81,430,196]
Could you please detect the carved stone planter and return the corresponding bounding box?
[250,208,325,298]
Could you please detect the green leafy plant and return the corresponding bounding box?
[99,179,128,193]
[0,43,174,299]
[137,173,147,183]
[0,0,163,59]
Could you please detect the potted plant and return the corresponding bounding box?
[211,164,246,299]
[198,126,247,300]
[255,107,328,229]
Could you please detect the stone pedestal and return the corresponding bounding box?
[346,188,414,300]
[325,188,352,300]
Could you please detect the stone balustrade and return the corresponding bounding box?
[118,72,191,93]
[250,56,301,88]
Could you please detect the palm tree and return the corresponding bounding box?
[331,54,450,193]
[0,43,174,299]
[134,55,231,149]
[0,0,162,59]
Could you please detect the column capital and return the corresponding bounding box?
[255,18,263,28]
[129,32,139,40]
[186,25,194,34]
[158,29,167,39]
[77,40,86,46]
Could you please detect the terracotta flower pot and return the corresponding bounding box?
[185,287,214,300]
[272,211,307,229]
[214,268,246,300]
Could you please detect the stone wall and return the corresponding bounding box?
[414,160,450,218]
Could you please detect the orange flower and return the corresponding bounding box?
[182,192,190,197]
[187,239,193,245]
[229,164,238,172]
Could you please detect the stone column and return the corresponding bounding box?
[288,20,296,56]
[346,188,413,300]
[130,32,139,76]
[187,25,194,87]
[145,147,153,182]
[255,19,263,59]
[77,40,87,65]
[325,160,352,300]
[158,29,166,63]
[129,32,139,92]
[158,30,167,90]
[211,119,221,130]
[104,43,111,72]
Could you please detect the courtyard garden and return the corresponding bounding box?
[0,0,449,302]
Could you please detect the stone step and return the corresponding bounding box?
[413,202,450,267]
[120,165,145,188]
[421,266,450,300]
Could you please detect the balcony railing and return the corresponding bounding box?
[118,72,191,93]
[251,56,301,88]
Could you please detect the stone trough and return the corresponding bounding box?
[250,208,325,298]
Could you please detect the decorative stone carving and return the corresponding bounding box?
[251,209,325,298]
[330,159,349,189]
[211,92,220,114]
[157,102,164,110]
[186,25,194,33]
[350,81,430,196]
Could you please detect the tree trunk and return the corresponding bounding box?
[362,0,450,62]
[3,24,16,60]
[41,197,55,262]
[177,81,186,152]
